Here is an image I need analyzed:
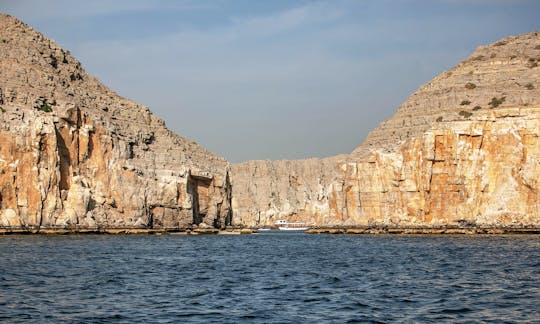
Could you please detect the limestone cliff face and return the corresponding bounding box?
[231,156,345,227]
[334,107,540,227]
[0,14,231,229]
[232,31,540,227]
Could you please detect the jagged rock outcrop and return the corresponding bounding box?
[0,14,232,230]
[232,31,540,228]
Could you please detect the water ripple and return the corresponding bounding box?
[0,233,538,322]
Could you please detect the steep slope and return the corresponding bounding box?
[359,31,540,154]
[0,14,231,230]
[232,31,540,228]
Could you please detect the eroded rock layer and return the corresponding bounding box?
[0,14,231,230]
[232,31,540,228]
[334,107,540,227]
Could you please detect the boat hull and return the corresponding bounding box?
[278,227,308,231]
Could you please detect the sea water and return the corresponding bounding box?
[0,233,538,323]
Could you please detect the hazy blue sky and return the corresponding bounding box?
[1,0,539,162]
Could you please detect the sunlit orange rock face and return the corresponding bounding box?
[232,31,540,228]
[331,109,540,227]
[0,14,231,229]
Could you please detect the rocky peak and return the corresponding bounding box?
[0,13,226,173]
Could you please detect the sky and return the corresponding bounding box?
[1,1,539,162]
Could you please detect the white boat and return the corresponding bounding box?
[275,220,310,231]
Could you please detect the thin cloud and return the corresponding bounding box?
[228,2,345,37]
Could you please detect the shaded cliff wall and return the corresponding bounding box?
[0,14,231,229]
[231,157,344,227]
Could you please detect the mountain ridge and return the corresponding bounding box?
[1,13,539,230]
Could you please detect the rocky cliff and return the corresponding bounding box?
[232,31,540,228]
[1,13,538,230]
[0,14,232,230]
[231,156,345,227]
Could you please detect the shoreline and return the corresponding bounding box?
[306,227,540,235]
[0,227,257,235]
[1,226,539,235]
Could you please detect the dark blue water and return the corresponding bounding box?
[0,233,538,323]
